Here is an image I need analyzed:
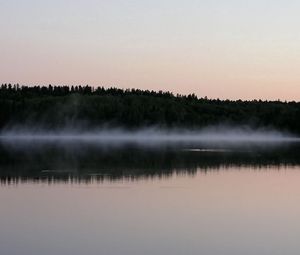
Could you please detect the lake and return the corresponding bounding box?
[1,140,300,255]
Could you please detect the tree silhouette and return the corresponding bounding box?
[0,83,299,133]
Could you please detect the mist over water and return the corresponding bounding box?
[0,126,299,146]
[2,127,300,255]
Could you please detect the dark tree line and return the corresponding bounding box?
[0,83,300,134]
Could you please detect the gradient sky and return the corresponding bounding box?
[1,0,300,100]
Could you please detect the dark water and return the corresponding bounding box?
[1,140,300,255]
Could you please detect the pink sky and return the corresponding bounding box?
[1,0,299,101]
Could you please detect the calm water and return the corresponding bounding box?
[1,141,300,255]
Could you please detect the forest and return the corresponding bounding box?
[0,84,299,134]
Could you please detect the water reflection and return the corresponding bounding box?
[2,141,300,255]
[1,140,300,185]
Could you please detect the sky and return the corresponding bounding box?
[0,0,300,100]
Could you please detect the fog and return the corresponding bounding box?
[0,126,299,146]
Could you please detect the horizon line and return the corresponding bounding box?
[1,82,299,103]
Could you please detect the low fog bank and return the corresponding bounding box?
[0,126,299,144]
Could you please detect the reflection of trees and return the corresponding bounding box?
[0,143,300,185]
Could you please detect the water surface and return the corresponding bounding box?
[1,141,300,255]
